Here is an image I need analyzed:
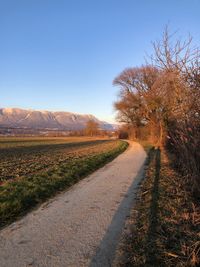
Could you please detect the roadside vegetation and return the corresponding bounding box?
[115,147,200,267]
[114,27,200,195]
[0,138,128,228]
[113,27,200,266]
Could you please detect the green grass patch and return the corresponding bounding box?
[0,140,128,228]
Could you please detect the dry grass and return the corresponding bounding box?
[115,147,200,267]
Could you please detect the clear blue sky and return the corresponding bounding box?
[0,0,199,123]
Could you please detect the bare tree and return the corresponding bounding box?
[84,120,99,136]
[113,27,200,193]
[113,66,162,141]
[149,27,200,192]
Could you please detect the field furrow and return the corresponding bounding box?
[0,137,128,227]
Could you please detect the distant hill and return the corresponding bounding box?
[0,108,116,131]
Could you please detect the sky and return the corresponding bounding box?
[0,0,199,123]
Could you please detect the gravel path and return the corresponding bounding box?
[0,141,146,267]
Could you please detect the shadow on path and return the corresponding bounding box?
[145,148,161,265]
[89,159,147,267]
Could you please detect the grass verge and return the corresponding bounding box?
[115,147,200,267]
[0,140,128,229]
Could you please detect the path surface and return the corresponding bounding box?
[0,142,146,267]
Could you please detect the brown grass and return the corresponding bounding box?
[114,147,200,267]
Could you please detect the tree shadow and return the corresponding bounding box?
[89,157,147,267]
[145,148,161,266]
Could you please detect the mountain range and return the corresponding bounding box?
[0,108,115,131]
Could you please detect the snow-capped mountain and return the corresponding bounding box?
[0,108,114,131]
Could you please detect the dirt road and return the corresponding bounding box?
[0,142,146,267]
